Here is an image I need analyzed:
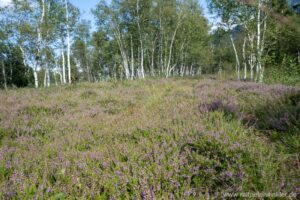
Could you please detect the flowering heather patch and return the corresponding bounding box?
[0,78,299,199]
[199,99,240,119]
[196,80,300,133]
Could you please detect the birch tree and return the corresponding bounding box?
[208,0,270,82]
[64,0,72,83]
[93,0,132,79]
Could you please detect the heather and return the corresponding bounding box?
[0,78,299,199]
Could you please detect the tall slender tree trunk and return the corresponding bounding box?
[256,0,261,82]
[19,46,28,80]
[230,34,240,80]
[112,22,130,79]
[247,33,255,81]
[43,67,51,87]
[136,0,145,79]
[189,63,194,76]
[160,37,164,75]
[9,61,12,84]
[19,46,26,67]
[44,69,47,87]
[34,68,39,88]
[198,66,202,76]
[180,41,184,77]
[158,5,164,76]
[151,46,155,77]
[86,63,91,83]
[54,72,58,86]
[166,15,182,78]
[47,67,50,87]
[1,60,7,91]
[55,60,62,85]
[259,15,267,83]
[84,40,91,82]
[34,0,45,88]
[242,36,247,80]
[59,72,63,85]
[65,0,71,84]
[61,47,66,84]
[44,29,50,87]
[150,37,156,77]
[130,34,134,80]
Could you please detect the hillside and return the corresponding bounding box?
[0,78,299,199]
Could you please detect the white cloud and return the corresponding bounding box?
[0,0,12,8]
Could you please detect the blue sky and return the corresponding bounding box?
[70,0,101,23]
[70,0,214,29]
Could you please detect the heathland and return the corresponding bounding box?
[0,78,299,199]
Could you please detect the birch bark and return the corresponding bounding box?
[65,0,71,84]
[242,36,247,80]
[230,35,240,80]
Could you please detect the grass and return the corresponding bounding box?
[0,78,299,199]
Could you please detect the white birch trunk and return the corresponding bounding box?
[33,69,39,88]
[65,0,71,84]
[54,60,62,85]
[256,0,261,82]
[247,33,255,81]
[84,40,91,82]
[259,15,267,83]
[151,46,155,77]
[230,35,240,80]
[166,15,182,78]
[47,67,50,87]
[136,0,145,79]
[242,36,247,80]
[59,72,63,85]
[19,46,26,67]
[35,0,45,88]
[112,22,130,79]
[189,63,194,76]
[44,67,50,87]
[130,35,134,80]
[180,41,185,77]
[61,47,66,84]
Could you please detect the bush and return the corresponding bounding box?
[80,90,98,99]
[199,99,240,119]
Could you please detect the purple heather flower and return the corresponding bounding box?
[116,170,122,176]
[77,163,83,169]
[65,160,71,167]
[226,171,233,178]
[237,171,244,180]
[90,153,96,159]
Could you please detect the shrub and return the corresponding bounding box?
[180,130,256,196]
[21,106,63,117]
[80,90,98,99]
[199,99,240,119]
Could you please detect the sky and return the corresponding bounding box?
[0,0,12,7]
[70,0,100,25]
